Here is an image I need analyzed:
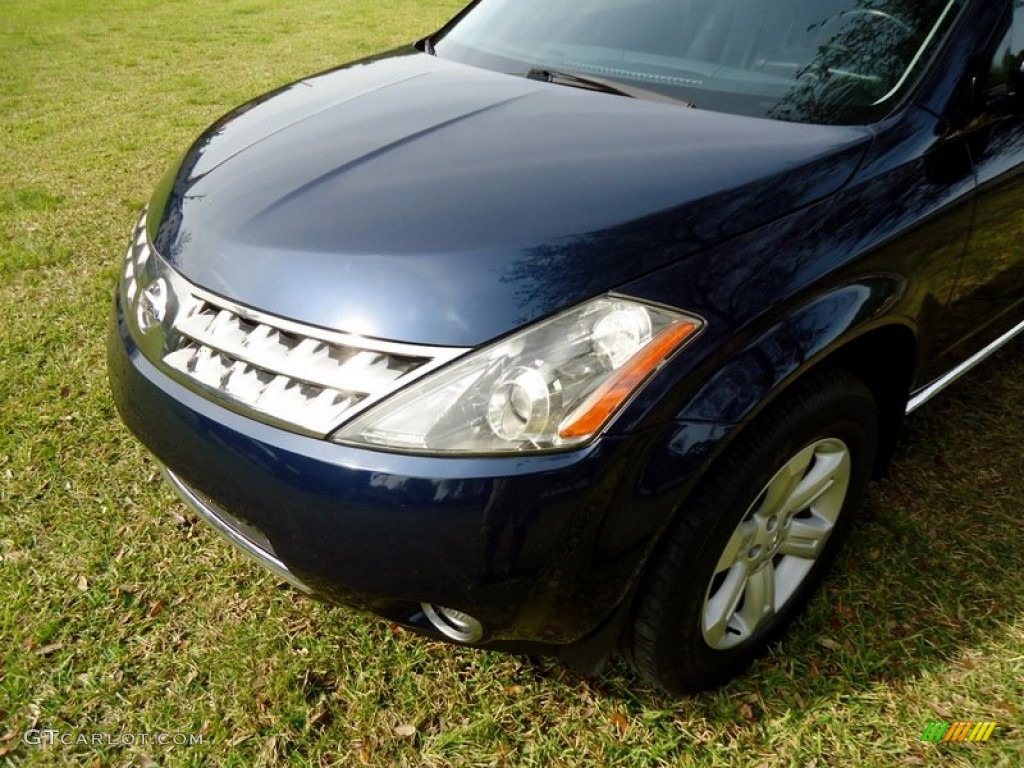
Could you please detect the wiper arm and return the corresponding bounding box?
[525,68,693,107]
[526,68,635,97]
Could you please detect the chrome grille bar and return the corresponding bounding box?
[158,286,464,435]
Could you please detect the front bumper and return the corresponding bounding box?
[108,289,727,650]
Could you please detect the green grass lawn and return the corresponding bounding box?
[1,1,1022,765]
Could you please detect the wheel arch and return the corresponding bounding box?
[667,279,919,478]
[821,322,916,476]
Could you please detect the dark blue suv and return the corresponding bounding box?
[108,0,1024,692]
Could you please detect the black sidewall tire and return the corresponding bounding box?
[628,368,879,693]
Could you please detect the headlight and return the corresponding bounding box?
[333,296,702,454]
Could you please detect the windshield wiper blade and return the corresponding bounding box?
[525,68,694,107]
[526,68,635,97]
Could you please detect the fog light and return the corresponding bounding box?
[421,603,484,643]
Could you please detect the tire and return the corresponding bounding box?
[625,367,879,694]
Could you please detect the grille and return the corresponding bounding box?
[122,210,465,437]
[160,289,462,435]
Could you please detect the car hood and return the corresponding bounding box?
[149,49,871,347]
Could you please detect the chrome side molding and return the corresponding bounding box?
[162,467,313,594]
[906,316,1024,413]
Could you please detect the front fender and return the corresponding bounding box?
[676,276,909,425]
[603,277,913,614]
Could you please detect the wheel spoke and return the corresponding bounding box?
[778,515,833,559]
[714,520,756,573]
[702,563,748,648]
[781,446,847,517]
[735,562,776,636]
[758,445,813,517]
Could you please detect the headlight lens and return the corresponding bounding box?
[332,296,702,454]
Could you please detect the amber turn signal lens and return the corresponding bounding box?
[558,319,700,439]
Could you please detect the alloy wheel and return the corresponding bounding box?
[700,437,852,650]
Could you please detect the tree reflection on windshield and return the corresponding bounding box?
[770,1,959,124]
[435,0,963,124]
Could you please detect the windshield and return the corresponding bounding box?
[432,0,963,124]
